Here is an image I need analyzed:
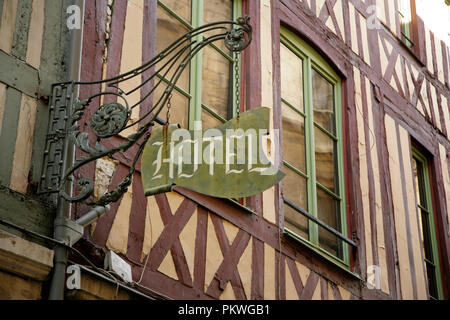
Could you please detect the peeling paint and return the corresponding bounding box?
[94,157,119,200]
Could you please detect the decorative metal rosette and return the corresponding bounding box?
[90,102,129,138]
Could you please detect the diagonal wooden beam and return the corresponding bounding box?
[209,214,248,298]
[206,215,251,298]
[285,257,304,298]
[409,70,431,120]
[299,271,319,299]
[148,194,196,286]
[382,50,399,86]
[325,0,343,40]
[330,281,342,300]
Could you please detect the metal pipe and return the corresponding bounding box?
[48,0,85,300]
[76,205,110,228]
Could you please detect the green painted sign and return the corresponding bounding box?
[141,107,285,198]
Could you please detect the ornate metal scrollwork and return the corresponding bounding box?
[41,17,252,207]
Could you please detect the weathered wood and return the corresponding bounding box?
[76,0,108,222]
[243,0,262,113]
[360,74,380,281]
[0,0,18,54]
[285,256,304,298]
[150,195,196,286]
[375,98,401,297]
[102,0,127,105]
[0,229,53,281]
[205,216,250,299]
[76,0,450,301]
[139,0,157,122]
[11,0,32,61]
[91,165,129,246]
[433,145,450,297]
[9,95,37,194]
[25,0,45,69]
[127,172,147,262]
[0,87,21,186]
[193,206,208,295]
[299,271,319,299]
[0,50,39,97]
[251,237,264,299]
[0,270,42,300]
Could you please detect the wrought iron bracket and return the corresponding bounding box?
[38,16,252,207]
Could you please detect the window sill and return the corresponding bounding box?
[397,38,424,67]
[284,228,363,282]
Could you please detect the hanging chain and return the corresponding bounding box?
[166,93,173,123]
[234,52,241,119]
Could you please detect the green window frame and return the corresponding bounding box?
[397,0,415,49]
[156,0,242,130]
[412,148,444,300]
[280,27,349,267]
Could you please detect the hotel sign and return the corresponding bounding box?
[141,107,285,198]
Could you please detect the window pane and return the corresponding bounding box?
[412,158,427,208]
[159,0,191,24]
[204,0,233,23]
[284,165,308,240]
[282,102,306,173]
[316,187,340,232]
[413,152,442,300]
[157,6,190,92]
[420,209,434,262]
[425,261,438,299]
[283,165,308,212]
[202,45,231,120]
[280,43,304,113]
[398,0,412,46]
[285,204,309,240]
[153,85,189,128]
[318,225,343,260]
[203,0,233,53]
[314,126,337,192]
[312,69,335,134]
[412,158,421,208]
[201,108,223,129]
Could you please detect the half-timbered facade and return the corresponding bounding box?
[0,0,449,300]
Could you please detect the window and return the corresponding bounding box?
[156,0,241,129]
[280,27,348,265]
[398,0,415,49]
[412,148,444,300]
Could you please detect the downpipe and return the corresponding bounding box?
[48,0,85,300]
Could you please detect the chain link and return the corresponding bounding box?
[166,93,172,123]
[234,52,241,118]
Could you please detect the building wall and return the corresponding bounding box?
[70,0,450,300]
[0,0,72,235]
[0,0,72,299]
